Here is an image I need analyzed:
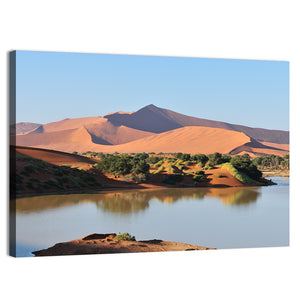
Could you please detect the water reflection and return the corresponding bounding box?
[16,187,260,214]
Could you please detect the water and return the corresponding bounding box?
[14,177,289,257]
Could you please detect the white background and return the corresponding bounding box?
[1,1,299,299]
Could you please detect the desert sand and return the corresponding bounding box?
[32,233,214,256]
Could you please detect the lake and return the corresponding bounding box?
[14,177,289,257]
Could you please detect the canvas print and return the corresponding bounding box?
[9,51,289,257]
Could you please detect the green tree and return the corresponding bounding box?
[207,152,222,165]
[230,155,262,181]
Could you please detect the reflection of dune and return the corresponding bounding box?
[96,192,150,213]
[16,187,260,214]
[206,188,260,206]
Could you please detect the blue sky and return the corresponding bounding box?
[15,51,289,130]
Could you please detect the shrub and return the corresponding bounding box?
[153,160,163,168]
[146,156,161,165]
[133,173,147,183]
[194,170,205,175]
[191,154,209,165]
[207,152,223,165]
[23,163,39,174]
[165,164,179,173]
[16,174,23,184]
[115,232,136,241]
[174,153,191,161]
[53,168,64,176]
[95,154,150,177]
[153,165,165,174]
[230,155,262,181]
[193,175,206,182]
[26,181,34,189]
[204,162,214,169]
[82,174,97,183]
[131,160,150,175]
[44,179,59,186]
[58,176,69,184]
[162,174,184,185]
[221,163,259,184]
[16,155,31,161]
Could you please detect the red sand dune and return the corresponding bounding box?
[15,124,290,156]
[30,116,101,134]
[85,126,252,154]
[15,127,91,147]
[17,126,251,154]
[15,117,154,147]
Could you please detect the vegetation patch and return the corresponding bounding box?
[153,165,165,174]
[115,232,136,241]
[192,174,206,182]
[162,174,184,185]
[220,163,259,185]
[94,153,150,177]
[253,154,289,170]
[194,170,205,176]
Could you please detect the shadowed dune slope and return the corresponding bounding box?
[229,138,289,156]
[260,142,289,151]
[84,119,154,145]
[105,104,289,144]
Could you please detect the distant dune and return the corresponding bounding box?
[13,104,289,156]
[29,116,102,134]
[10,122,42,135]
[14,127,92,147]
[15,122,154,149]
[105,104,289,144]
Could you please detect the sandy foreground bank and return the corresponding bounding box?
[33,233,215,256]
